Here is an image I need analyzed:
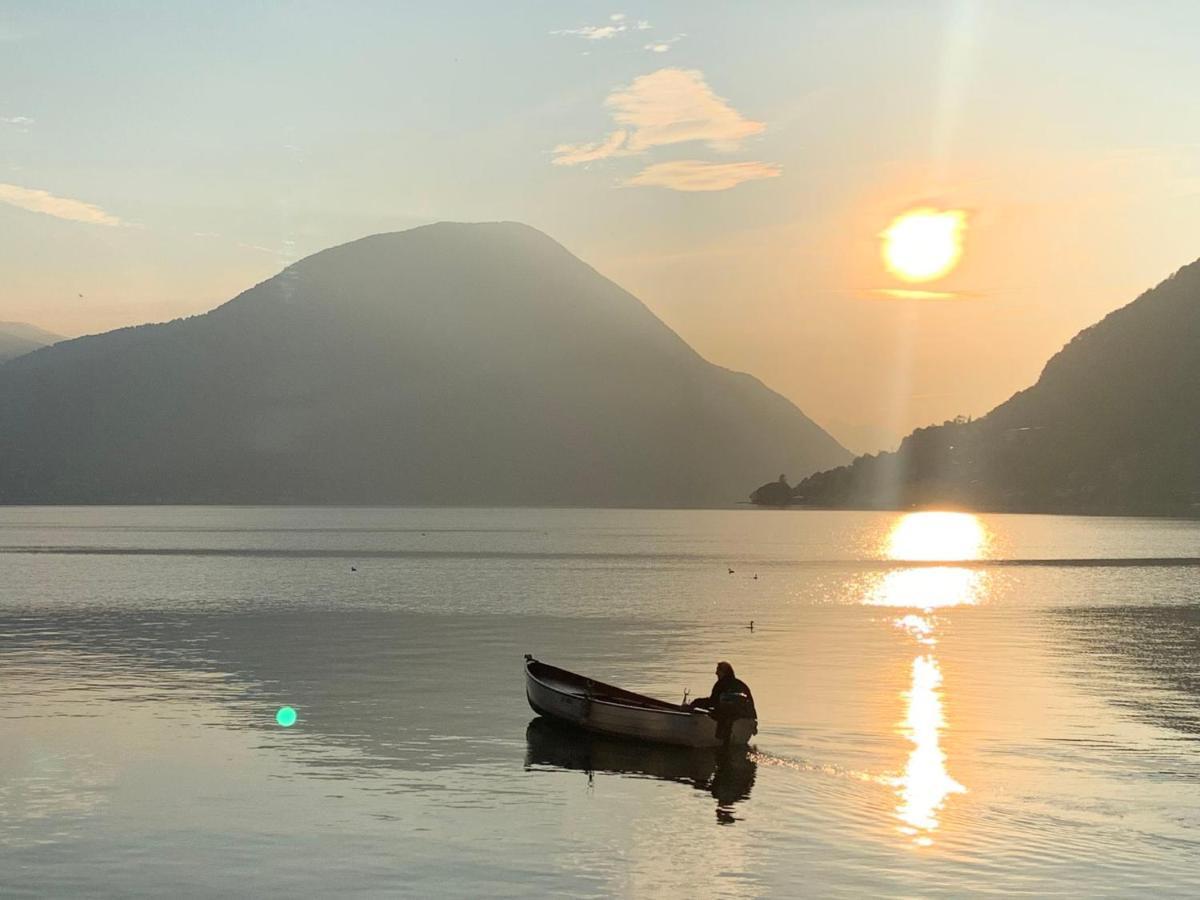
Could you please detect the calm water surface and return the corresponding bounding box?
[2,507,1200,898]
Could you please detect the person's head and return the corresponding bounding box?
[716,661,735,679]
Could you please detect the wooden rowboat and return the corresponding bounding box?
[524,655,757,749]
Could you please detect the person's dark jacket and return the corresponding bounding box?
[692,675,757,718]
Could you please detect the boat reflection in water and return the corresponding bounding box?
[866,511,988,847]
[524,717,756,825]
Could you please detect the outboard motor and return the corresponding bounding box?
[710,691,757,745]
[716,691,755,722]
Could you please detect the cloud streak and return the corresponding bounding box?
[644,34,684,53]
[552,13,648,41]
[553,68,766,165]
[553,23,623,40]
[626,160,781,192]
[552,130,631,167]
[0,183,121,226]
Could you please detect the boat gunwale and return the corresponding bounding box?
[525,658,697,719]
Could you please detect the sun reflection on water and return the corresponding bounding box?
[892,655,965,846]
[867,566,986,610]
[886,510,988,561]
[895,613,936,645]
[868,511,988,848]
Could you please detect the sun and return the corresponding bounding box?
[881,208,966,283]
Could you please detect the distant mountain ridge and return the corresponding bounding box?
[790,257,1200,516]
[0,322,62,363]
[0,222,849,506]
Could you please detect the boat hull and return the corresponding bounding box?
[524,658,756,749]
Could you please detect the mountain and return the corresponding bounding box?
[791,258,1200,516]
[0,322,62,363]
[0,222,849,506]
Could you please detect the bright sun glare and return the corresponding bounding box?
[881,208,966,283]
[866,511,990,610]
[886,511,986,562]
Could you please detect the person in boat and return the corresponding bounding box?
[687,661,757,745]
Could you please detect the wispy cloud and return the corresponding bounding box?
[1,115,33,130]
[0,183,121,226]
[237,240,283,255]
[869,288,974,301]
[554,23,623,40]
[552,130,631,167]
[644,34,684,53]
[626,160,781,192]
[552,12,646,41]
[553,68,766,165]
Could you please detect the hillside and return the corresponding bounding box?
[0,222,849,506]
[0,322,62,363]
[791,258,1200,515]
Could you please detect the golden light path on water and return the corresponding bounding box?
[865,511,988,848]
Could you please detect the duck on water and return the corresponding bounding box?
[524,656,758,749]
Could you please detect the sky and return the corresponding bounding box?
[2,1,1199,453]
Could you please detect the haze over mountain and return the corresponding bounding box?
[0,222,849,506]
[790,258,1200,516]
[0,322,62,364]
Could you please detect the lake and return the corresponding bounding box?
[3,506,1200,898]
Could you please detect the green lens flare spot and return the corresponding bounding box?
[275,706,298,728]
